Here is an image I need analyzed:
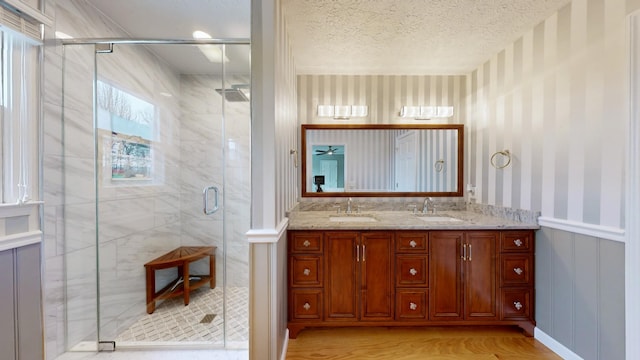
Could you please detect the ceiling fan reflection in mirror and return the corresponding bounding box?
[315,146,341,155]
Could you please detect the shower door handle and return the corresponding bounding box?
[203,186,220,215]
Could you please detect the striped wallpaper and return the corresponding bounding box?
[275,0,300,223]
[466,0,632,229]
[297,75,467,124]
[296,0,635,230]
[297,74,466,197]
[281,2,639,359]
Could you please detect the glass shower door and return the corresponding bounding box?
[62,41,250,351]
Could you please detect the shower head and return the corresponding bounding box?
[215,84,250,102]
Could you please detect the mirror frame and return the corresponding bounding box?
[301,124,464,197]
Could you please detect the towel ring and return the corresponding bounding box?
[490,150,511,169]
[434,159,445,173]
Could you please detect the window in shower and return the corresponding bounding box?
[96,80,155,182]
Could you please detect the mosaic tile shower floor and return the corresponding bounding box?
[115,286,248,347]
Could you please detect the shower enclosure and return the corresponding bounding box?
[60,39,250,350]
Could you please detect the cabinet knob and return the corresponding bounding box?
[409,302,418,311]
[303,268,311,276]
[513,239,523,247]
[513,267,523,275]
[409,240,417,248]
[409,268,418,276]
[303,240,311,247]
[513,301,523,310]
[303,302,311,311]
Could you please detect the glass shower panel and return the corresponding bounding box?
[62,41,249,352]
[93,43,222,346]
[219,44,251,348]
[61,44,100,351]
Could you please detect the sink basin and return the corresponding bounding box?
[329,216,378,222]
[414,215,463,222]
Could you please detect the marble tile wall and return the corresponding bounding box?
[43,1,251,357]
[179,74,251,287]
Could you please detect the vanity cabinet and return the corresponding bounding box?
[499,231,534,321]
[325,231,394,321]
[395,232,429,321]
[287,229,535,338]
[430,231,498,321]
[288,232,324,321]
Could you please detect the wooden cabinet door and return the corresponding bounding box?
[360,232,394,321]
[325,231,359,321]
[464,231,498,320]
[429,231,463,320]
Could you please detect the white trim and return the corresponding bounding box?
[280,329,289,360]
[0,230,42,251]
[246,217,289,243]
[627,11,640,360]
[534,328,583,360]
[0,201,43,218]
[538,216,625,243]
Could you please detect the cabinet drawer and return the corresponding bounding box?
[289,232,323,253]
[396,232,428,253]
[500,255,533,287]
[290,256,323,287]
[501,232,532,252]
[501,289,531,320]
[290,289,323,320]
[396,255,428,287]
[396,289,428,320]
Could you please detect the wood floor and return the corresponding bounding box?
[285,326,561,359]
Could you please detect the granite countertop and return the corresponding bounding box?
[287,210,540,230]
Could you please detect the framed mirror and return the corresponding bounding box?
[301,124,464,197]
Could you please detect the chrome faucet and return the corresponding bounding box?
[422,197,435,214]
[346,197,353,214]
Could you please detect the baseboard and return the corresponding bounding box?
[280,329,289,360]
[535,327,583,360]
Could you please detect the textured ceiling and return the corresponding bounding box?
[86,0,571,76]
[281,0,571,75]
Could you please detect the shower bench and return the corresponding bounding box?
[144,246,216,314]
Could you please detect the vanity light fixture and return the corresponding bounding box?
[399,106,421,118]
[317,105,335,117]
[400,105,454,120]
[436,106,454,118]
[334,105,351,119]
[317,105,368,120]
[350,105,368,117]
